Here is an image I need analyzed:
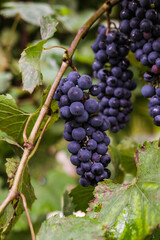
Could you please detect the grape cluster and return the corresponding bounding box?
[120,0,160,125]
[54,72,111,186]
[141,85,160,126]
[91,26,136,132]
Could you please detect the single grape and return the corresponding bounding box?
[68,87,83,102]
[72,127,86,141]
[92,130,104,143]
[78,75,92,90]
[77,149,92,162]
[141,85,155,98]
[67,71,80,84]
[70,102,84,116]
[79,177,90,187]
[91,163,104,175]
[87,139,97,151]
[84,99,99,113]
[68,141,81,154]
[70,155,80,166]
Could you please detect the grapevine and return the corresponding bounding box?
[0,0,160,239]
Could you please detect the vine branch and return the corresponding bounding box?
[0,0,120,214]
[28,115,52,161]
[20,193,36,240]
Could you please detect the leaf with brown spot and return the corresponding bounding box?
[87,141,160,240]
[37,215,105,240]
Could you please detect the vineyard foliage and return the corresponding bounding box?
[0,0,159,239]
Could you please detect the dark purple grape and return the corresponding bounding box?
[70,102,84,116]
[141,85,155,98]
[67,71,80,84]
[87,139,97,151]
[70,155,80,166]
[68,141,81,154]
[79,177,90,187]
[92,130,104,143]
[84,99,99,114]
[72,127,86,141]
[91,163,104,175]
[78,75,92,90]
[77,149,92,162]
[68,87,83,102]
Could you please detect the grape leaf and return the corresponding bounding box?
[117,138,138,176]
[0,72,12,93]
[87,141,160,240]
[40,16,58,40]
[37,215,104,240]
[31,170,76,215]
[0,158,36,239]
[109,145,125,184]
[19,18,58,93]
[69,184,94,212]
[0,2,54,26]
[26,87,59,140]
[0,94,29,144]
[0,131,23,157]
[0,93,59,145]
[19,40,47,93]
[63,191,74,217]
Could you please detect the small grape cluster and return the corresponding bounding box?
[91,26,136,132]
[54,71,111,187]
[120,0,160,125]
[141,85,160,126]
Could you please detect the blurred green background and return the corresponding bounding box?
[0,0,160,239]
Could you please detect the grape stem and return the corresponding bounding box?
[43,45,69,59]
[106,10,111,35]
[0,0,120,215]
[23,114,33,143]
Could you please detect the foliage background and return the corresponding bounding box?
[0,0,160,239]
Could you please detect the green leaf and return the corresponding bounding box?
[26,87,59,140]
[31,170,76,215]
[0,90,59,145]
[70,184,94,212]
[109,145,125,184]
[37,215,104,240]
[41,39,65,85]
[63,191,74,217]
[87,141,160,240]
[0,94,29,144]
[40,16,58,40]
[19,40,47,93]
[19,16,58,93]
[0,2,54,26]
[117,138,138,176]
[0,131,23,157]
[5,158,19,188]
[144,226,160,240]
[0,72,12,93]
[0,158,36,238]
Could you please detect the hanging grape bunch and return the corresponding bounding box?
[54,72,111,187]
[120,0,160,125]
[92,25,137,132]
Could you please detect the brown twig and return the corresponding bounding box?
[110,21,119,30]
[28,115,52,161]
[23,114,33,143]
[43,45,69,58]
[20,193,36,240]
[0,0,121,215]
[106,10,111,35]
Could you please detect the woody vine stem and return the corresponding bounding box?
[0,0,120,231]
